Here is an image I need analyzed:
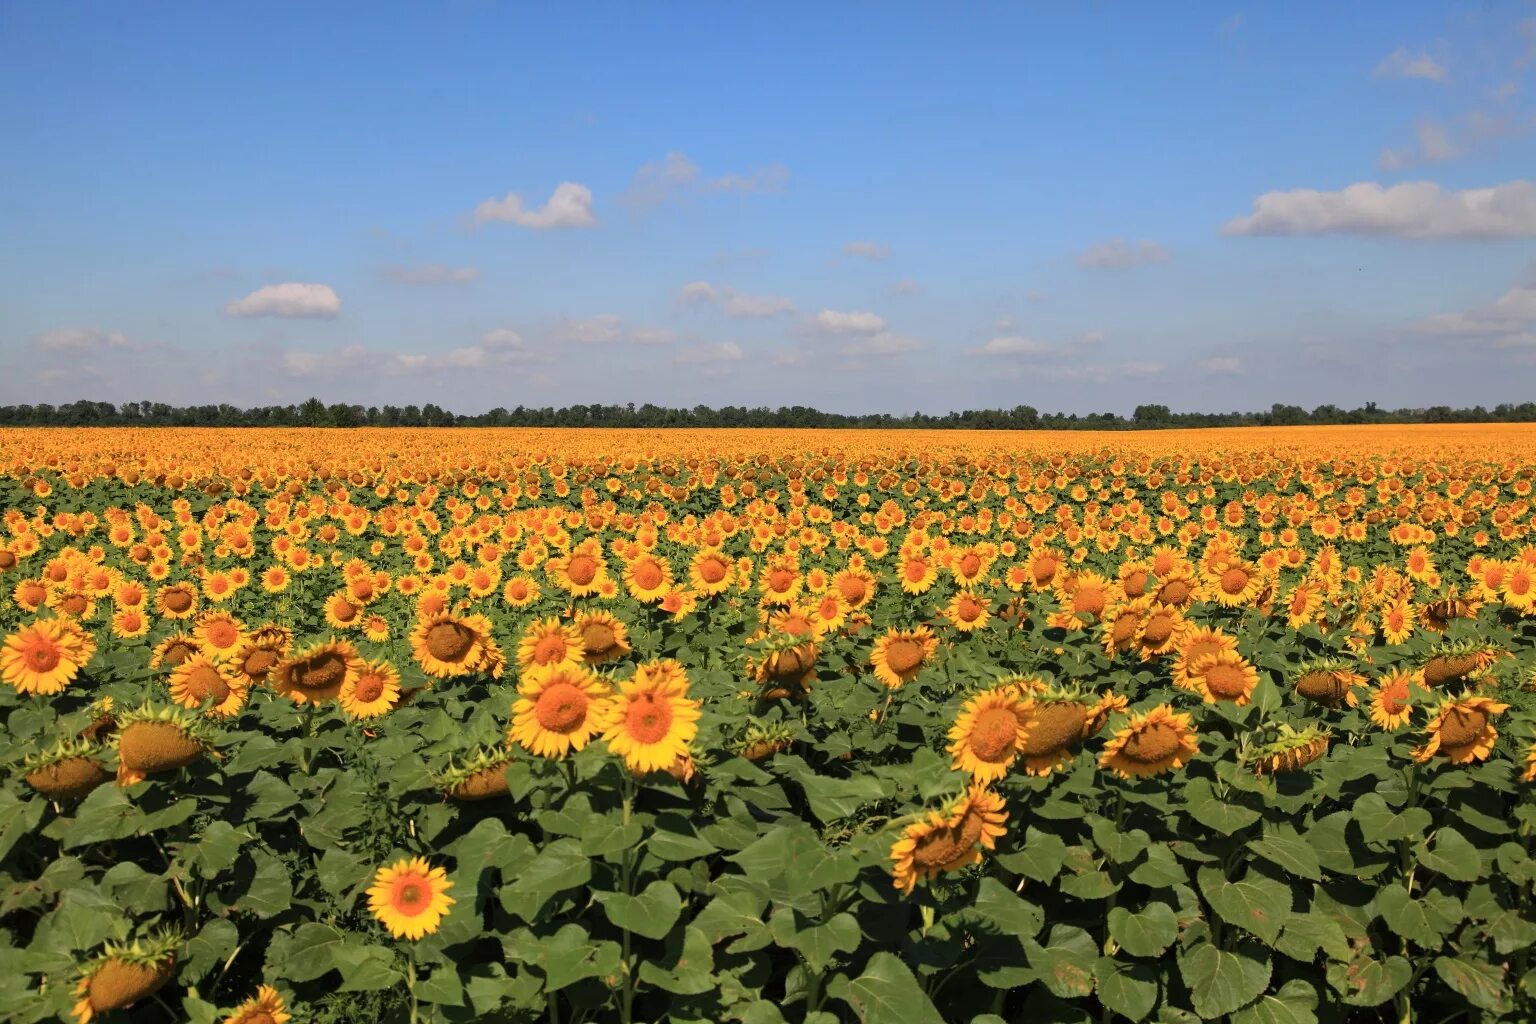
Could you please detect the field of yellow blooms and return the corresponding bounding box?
[3,425,1536,1024]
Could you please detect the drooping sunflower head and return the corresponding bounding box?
[888,784,1008,895]
[1419,638,1505,690]
[870,625,938,690]
[603,660,702,775]
[1245,724,1332,776]
[1099,704,1199,779]
[1293,656,1365,709]
[436,744,515,801]
[72,929,180,1024]
[738,719,795,762]
[573,609,632,666]
[222,985,292,1024]
[366,856,455,941]
[21,736,112,802]
[1414,695,1510,765]
[271,638,364,705]
[113,703,216,785]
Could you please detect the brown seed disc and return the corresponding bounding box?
[25,757,112,801]
[117,722,203,773]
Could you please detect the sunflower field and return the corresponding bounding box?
[3,425,1536,1024]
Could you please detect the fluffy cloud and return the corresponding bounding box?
[474,183,597,229]
[1374,48,1447,82]
[224,283,340,318]
[1223,180,1536,239]
[812,310,887,334]
[380,264,481,285]
[1076,238,1171,269]
[1411,280,1536,346]
[39,327,133,351]
[555,314,624,344]
[619,151,788,209]
[840,332,921,357]
[1199,355,1243,375]
[975,335,1051,357]
[680,282,793,318]
[843,240,890,261]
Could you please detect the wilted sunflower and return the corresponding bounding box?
[167,655,248,717]
[2,618,92,695]
[749,611,822,696]
[603,659,702,774]
[870,625,938,690]
[223,985,291,1024]
[1413,695,1509,764]
[1368,670,1419,731]
[574,608,632,666]
[1420,639,1504,689]
[947,686,1030,782]
[514,616,585,674]
[1293,658,1365,709]
[114,703,215,786]
[412,611,496,678]
[1014,690,1098,776]
[23,737,113,802]
[1186,649,1260,706]
[1099,705,1198,778]
[271,638,364,704]
[1247,725,1331,776]
[367,857,454,940]
[508,663,616,758]
[71,931,179,1024]
[340,659,402,719]
[889,784,1008,895]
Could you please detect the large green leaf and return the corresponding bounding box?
[599,879,683,940]
[1095,955,1158,1021]
[1179,942,1270,1020]
[1109,902,1179,958]
[1197,867,1291,944]
[829,951,944,1024]
[1024,925,1098,999]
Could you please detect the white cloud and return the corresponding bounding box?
[843,240,890,261]
[1079,331,1106,345]
[1374,48,1447,82]
[976,335,1052,357]
[1378,114,1527,170]
[679,281,794,318]
[278,345,424,378]
[620,151,789,209]
[474,182,597,229]
[1199,355,1243,375]
[225,282,340,318]
[481,328,524,349]
[812,309,887,334]
[1223,180,1536,239]
[39,327,133,351]
[840,332,921,357]
[675,341,745,365]
[555,314,624,344]
[679,281,717,305]
[1411,281,1536,344]
[1076,238,1171,269]
[380,264,481,285]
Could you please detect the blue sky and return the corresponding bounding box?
[2,1,1535,415]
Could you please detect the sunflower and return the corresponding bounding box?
[340,659,402,719]
[943,591,991,633]
[1380,599,1416,645]
[547,539,608,597]
[1014,692,1096,775]
[870,625,938,689]
[829,567,876,610]
[192,610,245,659]
[1024,548,1064,592]
[1100,598,1146,658]
[1205,558,1264,608]
[2,618,91,695]
[1134,603,1185,660]
[271,639,364,704]
[221,985,290,1024]
[110,607,150,639]
[167,655,248,717]
[1293,659,1364,709]
[1420,640,1504,688]
[323,591,365,630]
[1248,725,1331,776]
[437,745,516,801]
[71,932,179,1024]
[889,785,1008,895]
[501,574,541,608]
[688,548,735,596]
[759,558,803,605]
[603,659,702,774]
[623,553,674,604]
[154,581,199,620]
[411,611,497,678]
[574,609,632,665]
[1058,570,1112,623]
[367,857,454,940]
[947,686,1029,782]
[508,663,617,758]
[1282,579,1326,629]
[114,703,213,785]
[1413,695,1509,764]
[1152,568,1197,607]
[1523,741,1536,783]
[1186,649,1260,706]
[23,737,112,802]
[363,614,391,643]
[1171,627,1238,691]
[514,616,585,674]
[898,552,939,596]
[1099,705,1198,778]
[1368,669,1419,731]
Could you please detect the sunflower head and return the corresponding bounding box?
[223,985,292,1024]
[113,703,216,785]
[889,784,1008,895]
[870,625,938,690]
[1414,695,1510,764]
[738,720,795,762]
[72,928,179,1024]
[1419,638,1505,690]
[603,660,702,775]
[1245,724,1331,776]
[1293,657,1365,709]
[366,857,455,941]
[272,638,364,704]
[413,612,496,678]
[1099,704,1199,779]
[21,736,112,801]
[947,686,1029,782]
[436,745,516,801]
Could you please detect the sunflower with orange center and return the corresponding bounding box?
[547,539,608,598]
[222,985,291,1024]
[192,610,246,659]
[1203,558,1264,608]
[889,784,1008,895]
[1413,695,1510,764]
[2,618,92,695]
[110,607,150,639]
[603,659,702,774]
[943,591,991,633]
[367,857,454,940]
[829,566,876,610]
[870,625,938,690]
[688,548,736,596]
[508,663,617,758]
[1171,626,1239,692]
[897,551,938,596]
[947,687,1029,782]
[1024,548,1064,592]
[1380,598,1416,645]
[168,655,248,717]
[1282,578,1326,629]
[1134,602,1185,661]
[759,558,804,605]
[411,611,497,678]
[340,659,402,719]
[1186,649,1260,706]
[1099,597,1148,658]
[514,616,585,674]
[574,609,632,665]
[623,553,674,604]
[1099,705,1198,778]
[271,638,364,704]
[323,590,365,630]
[1368,670,1419,731]
[1152,567,1197,608]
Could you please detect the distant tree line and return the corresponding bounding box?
[2,398,1535,430]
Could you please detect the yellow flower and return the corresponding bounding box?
[367,857,454,940]
[1099,705,1198,778]
[602,659,702,774]
[508,663,616,759]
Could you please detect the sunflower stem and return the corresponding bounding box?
[406,946,420,1024]
[619,773,637,1024]
[297,702,317,774]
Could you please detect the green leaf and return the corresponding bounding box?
[1092,818,1151,864]
[1109,902,1179,958]
[181,919,239,985]
[1129,843,1189,888]
[247,770,300,819]
[638,926,717,995]
[1179,942,1271,1020]
[502,838,591,920]
[524,924,622,992]
[1230,978,1319,1024]
[267,923,346,983]
[237,849,293,918]
[1182,779,1260,835]
[189,820,250,875]
[1094,956,1158,1022]
[333,942,403,992]
[692,889,771,951]
[1024,925,1098,999]
[972,877,1044,939]
[1327,954,1411,1007]
[1352,793,1431,845]
[1416,827,1481,883]
[417,966,466,1006]
[995,827,1067,883]
[769,910,860,973]
[648,814,718,861]
[830,951,944,1024]
[1197,867,1291,944]
[1375,885,1456,947]
[1433,956,1510,1014]
[600,880,683,940]
[1274,912,1351,963]
[317,846,368,898]
[794,770,885,825]
[1249,827,1322,881]
[581,818,645,858]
